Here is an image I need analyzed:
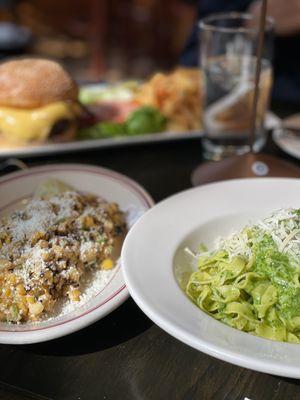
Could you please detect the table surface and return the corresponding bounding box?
[0,134,300,400]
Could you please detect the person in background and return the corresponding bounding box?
[181,0,300,104]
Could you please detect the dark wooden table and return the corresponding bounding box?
[0,135,300,400]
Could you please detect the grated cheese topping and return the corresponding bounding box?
[216,208,300,260]
[0,190,127,323]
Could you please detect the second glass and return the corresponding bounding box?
[199,12,274,160]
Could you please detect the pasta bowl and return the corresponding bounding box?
[122,178,300,378]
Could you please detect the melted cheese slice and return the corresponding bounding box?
[0,102,75,143]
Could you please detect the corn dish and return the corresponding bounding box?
[0,180,126,323]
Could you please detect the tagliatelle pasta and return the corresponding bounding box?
[186,209,300,343]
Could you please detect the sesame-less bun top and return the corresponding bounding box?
[0,58,78,109]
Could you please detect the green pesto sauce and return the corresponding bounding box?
[253,234,300,319]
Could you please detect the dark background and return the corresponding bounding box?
[0,0,198,81]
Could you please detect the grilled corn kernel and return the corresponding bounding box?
[0,259,12,270]
[27,296,35,304]
[104,220,113,231]
[44,270,54,285]
[17,301,28,315]
[80,248,97,263]
[31,231,45,245]
[16,284,26,295]
[6,274,17,285]
[84,215,95,228]
[5,235,11,244]
[52,245,63,258]
[69,268,80,281]
[108,203,118,213]
[101,258,114,270]
[39,240,49,249]
[57,222,68,233]
[28,302,44,316]
[42,251,53,262]
[69,289,81,301]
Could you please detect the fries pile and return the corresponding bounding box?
[135,68,203,132]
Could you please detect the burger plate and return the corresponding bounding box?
[0,81,279,158]
[0,80,203,158]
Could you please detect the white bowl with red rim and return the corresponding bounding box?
[0,163,154,344]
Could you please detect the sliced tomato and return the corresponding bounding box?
[79,100,139,127]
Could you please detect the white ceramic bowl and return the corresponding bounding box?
[0,163,153,344]
[122,178,300,378]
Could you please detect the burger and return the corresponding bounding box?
[0,58,79,146]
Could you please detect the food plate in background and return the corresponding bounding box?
[0,81,202,158]
[0,99,279,158]
[0,163,153,344]
[0,66,279,159]
[0,67,204,158]
[0,126,202,158]
[273,128,300,160]
[122,178,300,378]
[272,113,300,160]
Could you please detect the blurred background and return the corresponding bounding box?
[0,0,197,82]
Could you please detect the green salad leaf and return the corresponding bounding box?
[77,106,166,140]
[77,122,125,140]
[125,106,166,135]
[97,122,126,137]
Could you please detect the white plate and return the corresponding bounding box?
[273,128,300,160]
[122,178,300,378]
[0,130,203,158]
[0,163,154,344]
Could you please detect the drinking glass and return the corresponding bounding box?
[199,12,274,160]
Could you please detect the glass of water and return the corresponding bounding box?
[200,12,274,160]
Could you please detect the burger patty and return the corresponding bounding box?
[48,119,75,142]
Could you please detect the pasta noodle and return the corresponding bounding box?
[186,209,300,343]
